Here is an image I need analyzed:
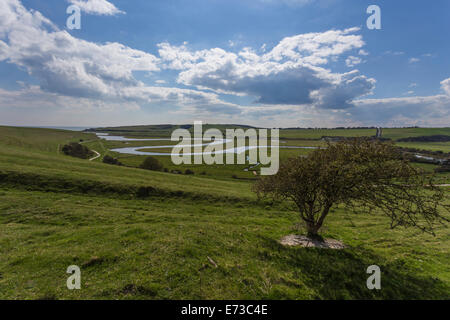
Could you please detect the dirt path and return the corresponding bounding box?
[89,150,101,161]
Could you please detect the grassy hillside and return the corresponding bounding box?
[0,126,96,153]
[0,126,449,299]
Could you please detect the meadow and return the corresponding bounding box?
[0,125,449,299]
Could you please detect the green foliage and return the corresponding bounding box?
[140,156,163,171]
[62,142,93,159]
[255,139,450,238]
[102,155,122,166]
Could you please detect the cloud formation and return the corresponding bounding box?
[441,78,450,96]
[0,0,240,115]
[0,0,449,128]
[0,0,156,99]
[345,56,362,67]
[159,28,375,109]
[67,0,124,16]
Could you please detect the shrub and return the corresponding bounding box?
[136,186,156,198]
[103,155,122,166]
[185,169,194,175]
[61,142,93,159]
[140,157,163,171]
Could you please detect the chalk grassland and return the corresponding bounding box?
[0,126,255,198]
[0,125,449,299]
[83,126,450,180]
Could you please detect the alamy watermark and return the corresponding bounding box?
[66,5,81,30]
[367,5,381,30]
[66,265,81,290]
[366,265,381,290]
[170,121,279,175]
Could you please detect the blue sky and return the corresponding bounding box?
[0,0,449,127]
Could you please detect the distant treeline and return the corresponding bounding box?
[284,126,380,130]
[397,135,450,142]
[322,136,391,142]
[282,126,422,130]
[85,124,258,132]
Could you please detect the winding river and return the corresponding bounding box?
[96,133,318,156]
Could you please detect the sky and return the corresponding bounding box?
[0,0,449,128]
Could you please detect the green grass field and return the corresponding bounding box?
[0,126,449,299]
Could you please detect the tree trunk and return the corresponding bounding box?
[306,222,323,241]
[303,204,331,242]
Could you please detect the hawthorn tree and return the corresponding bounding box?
[253,139,449,240]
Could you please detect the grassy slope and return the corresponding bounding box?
[0,126,95,153]
[0,126,449,299]
[0,126,254,199]
[0,189,448,300]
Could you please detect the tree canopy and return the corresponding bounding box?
[254,139,449,239]
[61,142,93,159]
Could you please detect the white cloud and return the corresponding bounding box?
[159,28,374,109]
[1,1,374,117]
[1,0,449,128]
[0,0,157,101]
[441,78,450,96]
[345,56,362,67]
[358,49,369,56]
[67,0,124,16]
[409,57,420,63]
[0,0,240,117]
[352,93,450,127]
[264,27,364,64]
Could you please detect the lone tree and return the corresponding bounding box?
[254,139,449,240]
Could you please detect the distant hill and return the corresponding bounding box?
[84,124,260,137]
